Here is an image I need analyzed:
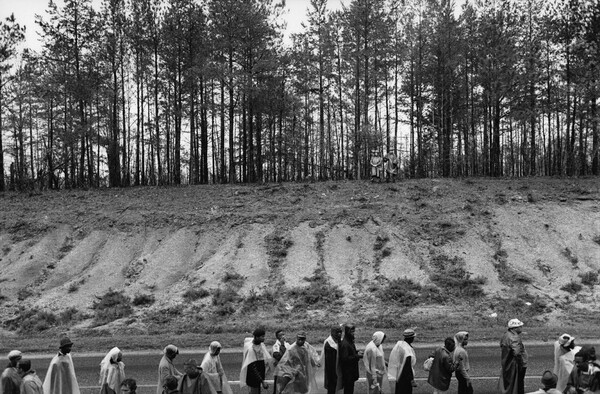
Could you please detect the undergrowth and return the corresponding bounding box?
[92,288,133,325]
[287,268,343,309]
[430,253,486,297]
[493,249,531,284]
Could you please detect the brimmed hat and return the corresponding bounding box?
[508,318,523,328]
[541,370,557,388]
[297,331,307,339]
[183,358,201,368]
[7,350,22,360]
[403,329,416,338]
[59,337,73,348]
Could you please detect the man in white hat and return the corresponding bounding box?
[388,329,417,394]
[499,319,528,394]
[1,350,22,394]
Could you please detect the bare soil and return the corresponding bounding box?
[0,178,599,350]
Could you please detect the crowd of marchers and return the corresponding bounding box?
[1,318,600,394]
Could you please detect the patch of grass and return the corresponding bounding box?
[223,272,245,288]
[183,288,210,301]
[374,235,389,251]
[430,254,486,297]
[579,271,598,287]
[17,288,34,301]
[59,307,80,324]
[561,281,583,294]
[562,247,579,266]
[493,249,531,284]
[132,293,156,306]
[241,288,277,311]
[375,278,422,306]
[287,268,344,309]
[212,287,241,308]
[265,232,293,270]
[92,288,133,325]
[6,308,58,333]
[58,238,74,259]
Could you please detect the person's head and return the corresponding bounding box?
[372,331,385,347]
[296,332,307,347]
[444,337,456,352]
[507,318,523,334]
[16,359,31,376]
[455,331,469,347]
[7,350,22,367]
[344,324,356,342]
[253,328,266,344]
[540,370,558,390]
[403,329,416,344]
[331,326,343,342]
[275,330,285,342]
[163,375,178,391]
[120,378,137,393]
[209,341,221,356]
[164,345,179,360]
[574,346,594,372]
[59,337,73,355]
[183,359,201,379]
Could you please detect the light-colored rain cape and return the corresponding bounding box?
[388,340,416,382]
[239,338,273,389]
[201,342,233,394]
[557,346,582,392]
[364,332,388,394]
[275,342,320,394]
[42,353,81,394]
[99,347,125,394]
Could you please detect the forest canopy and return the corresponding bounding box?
[0,0,599,191]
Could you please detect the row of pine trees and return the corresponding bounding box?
[0,0,599,191]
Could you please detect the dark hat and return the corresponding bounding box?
[297,331,307,339]
[183,358,201,368]
[403,329,416,338]
[253,327,266,337]
[541,370,557,388]
[59,337,73,348]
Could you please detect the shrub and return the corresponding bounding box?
[561,281,582,294]
[7,308,58,333]
[92,288,133,324]
[133,293,156,306]
[377,278,422,306]
[17,288,34,301]
[579,271,599,287]
[59,307,80,324]
[223,272,245,288]
[212,287,240,307]
[493,250,531,285]
[430,254,486,297]
[287,268,344,309]
[562,248,579,266]
[182,288,210,301]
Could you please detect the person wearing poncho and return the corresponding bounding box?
[321,326,343,394]
[275,332,320,394]
[240,328,273,394]
[99,347,125,394]
[1,350,22,394]
[42,337,81,394]
[454,332,472,394]
[157,345,183,394]
[555,335,581,392]
[363,331,387,394]
[554,334,574,375]
[388,329,417,394]
[201,342,233,394]
[499,319,528,394]
[564,346,600,394]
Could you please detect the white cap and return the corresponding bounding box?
[508,318,524,328]
[7,350,22,360]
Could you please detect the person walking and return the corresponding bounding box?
[321,325,343,394]
[499,319,528,394]
[275,332,320,394]
[388,329,417,394]
[99,347,125,394]
[42,336,81,394]
[339,324,363,394]
[272,330,290,394]
[454,332,473,394]
[17,359,43,394]
[157,345,183,394]
[201,341,233,394]
[364,331,387,394]
[178,358,214,394]
[1,350,22,394]
[427,338,457,394]
[240,328,273,394]
[555,335,581,392]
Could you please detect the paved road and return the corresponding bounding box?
[26,344,558,394]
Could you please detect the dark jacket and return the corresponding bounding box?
[324,341,338,390]
[427,347,456,391]
[339,338,360,383]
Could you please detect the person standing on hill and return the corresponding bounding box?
[272,330,290,394]
[1,350,22,394]
[322,325,343,394]
[499,319,528,394]
[453,332,473,394]
[339,324,363,394]
[157,345,183,394]
[42,336,81,394]
[17,359,43,394]
[240,328,273,394]
[364,331,387,394]
[427,337,457,394]
[99,347,125,394]
[388,329,417,394]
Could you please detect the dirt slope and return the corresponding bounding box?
[0,178,599,337]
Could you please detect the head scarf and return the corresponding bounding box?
[453,331,469,365]
[372,331,385,347]
[209,341,222,356]
[99,347,124,389]
[343,324,355,342]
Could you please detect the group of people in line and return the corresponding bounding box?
[2,318,600,394]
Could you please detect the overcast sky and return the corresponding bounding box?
[0,0,346,52]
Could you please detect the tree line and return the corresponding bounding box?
[0,0,598,191]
